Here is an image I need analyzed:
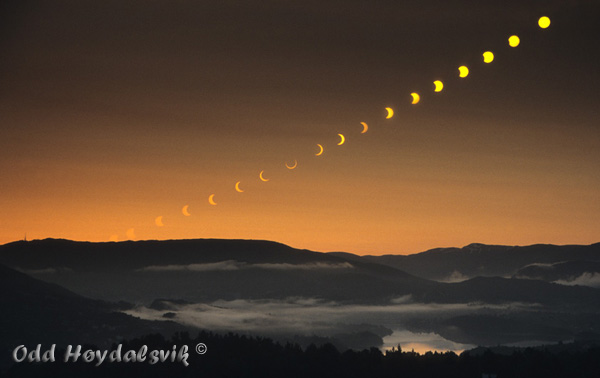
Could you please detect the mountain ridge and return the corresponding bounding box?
[1,238,598,306]
[331,242,600,281]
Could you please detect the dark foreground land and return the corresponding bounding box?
[5,331,600,378]
[2,239,599,377]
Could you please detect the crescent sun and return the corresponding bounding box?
[385,107,394,119]
[126,228,135,240]
[286,160,298,170]
[433,80,443,92]
[235,181,244,192]
[155,216,164,227]
[208,194,217,205]
[337,134,345,146]
[360,122,368,134]
[458,65,469,78]
[411,92,420,105]
[315,144,324,156]
[259,170,270,182]
[182,205,191,216]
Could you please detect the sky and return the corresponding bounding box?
[1,0,599,254]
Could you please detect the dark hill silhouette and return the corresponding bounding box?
[331,242,600,281]
[0,238,437,303]
[431,276,600,306]
[514,260,600,284]
[0,238,344,271]
[0,263,185,370]
[0,239,598,309]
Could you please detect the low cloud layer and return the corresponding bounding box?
[522,262,556,269]
[441,271,470,283]
[554,272,600,288]
[138,261,353,272]
[125,298,538,339]
[140,260,241,272]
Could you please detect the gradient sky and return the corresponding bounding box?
[1,0,598,254]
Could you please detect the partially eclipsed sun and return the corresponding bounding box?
[259,170,270,182]
[360,122,368,134]
[508,35,520,47]
[286,160,298,170]
[315,144,324,156]
[208,194,217,205]
[411,93,420,105]
[385,107,394,119]
[483,51,494,63]
[235,181,244,192]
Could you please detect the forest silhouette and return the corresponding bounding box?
[6,331,600,378]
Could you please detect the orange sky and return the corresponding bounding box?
[1,1,598,255]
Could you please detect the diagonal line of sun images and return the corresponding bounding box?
[115,16,552,241]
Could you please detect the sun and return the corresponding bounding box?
[538,16,551,29]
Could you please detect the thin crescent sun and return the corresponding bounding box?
[315,144,324,156]
[360,122,368,134]
[182,205,191,216]
[411,92,420,105]
[286,160,298,170]
[337,134,345,146]
[235,181,244,192]
[208,194,217,205]
[155,216,164,227]
[385,107,394,119]
[259,170,270,182]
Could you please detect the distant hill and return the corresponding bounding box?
[331,243,600,282]
[514,261,600,287]
[0,239,598,309]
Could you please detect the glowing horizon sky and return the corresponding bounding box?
[1,0,598,254]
